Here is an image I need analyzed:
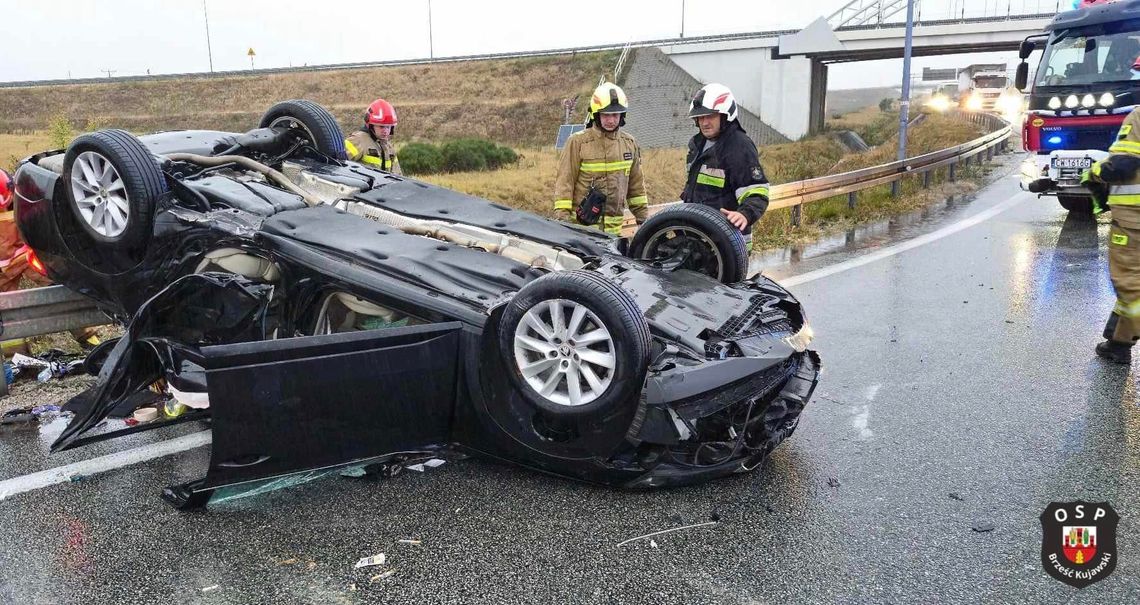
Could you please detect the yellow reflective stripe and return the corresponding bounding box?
[697,173,725,188]
[628,195,648,208]
[602,216,625,235]
[360,155,383,167]
[736,185,770,202]
[1108,193,1140,206]
[1109,140,1140,155]
[344,139,360,160]
[580,160,633,173]
[1091,161,1103,177]
[1115,298,1140,317]
[554,199,573,210]
[1112,233,1129,245]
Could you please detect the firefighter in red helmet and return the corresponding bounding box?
[345,98,402,175]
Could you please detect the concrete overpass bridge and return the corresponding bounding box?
[643,0,1053,142]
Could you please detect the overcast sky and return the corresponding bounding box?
[5,0,1062,88]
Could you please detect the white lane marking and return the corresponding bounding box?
[780,192,1031,287]
[1,191,1031,498]
[0,430,211,501]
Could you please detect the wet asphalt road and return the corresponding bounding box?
[1,160,1138,604]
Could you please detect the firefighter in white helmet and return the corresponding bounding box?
[681,83,771,249]
[553,83,648,234]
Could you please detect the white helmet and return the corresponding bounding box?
[688,83,738,123]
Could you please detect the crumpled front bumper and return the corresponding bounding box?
[622,350,821,488]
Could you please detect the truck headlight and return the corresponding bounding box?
[783,324,815,353]
[966,95,983,111]
[1048,96,1062,109]
[1081,94,1096,108]
[1100,92,1115,107]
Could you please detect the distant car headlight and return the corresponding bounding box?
[1100,92,1116,107]
[1048,96,1062,110]
[927,96,951,112]
[965,95,983,111]
[784,323,815,353]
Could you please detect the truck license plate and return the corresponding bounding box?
[1052,157,1092,170]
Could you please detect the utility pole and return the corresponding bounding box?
[893,0,916,197]
[101,69,116,79]
[428,0,434,59]
[680,0,685,38]
[203,0,215,73]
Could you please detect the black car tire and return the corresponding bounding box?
[498,270,650,419]
[62,129,167,249]
[258,99,347,160]
[628,203,749,284]
[1058,194,1094,215]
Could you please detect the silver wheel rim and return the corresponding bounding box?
[641,225,725,281]
[70,151,129,238]
[513,299,616,408]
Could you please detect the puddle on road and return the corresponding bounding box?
[750,193,979,276]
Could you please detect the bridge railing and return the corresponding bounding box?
[621,110,1012,232]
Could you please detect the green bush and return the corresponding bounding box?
[402,138,518,174]
[48,114,74,149]
[441,139,488,172]
[399,142,444,175]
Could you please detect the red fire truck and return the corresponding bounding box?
[1017,0,1140,214]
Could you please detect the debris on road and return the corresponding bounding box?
[397,539,421,545]
[948,492,964,501]
[406,458,446,472]
[370,570,396,583]
[278,558,298,566]
[972,522,996,533]
[354,553,386,569]
[827,477,841,488]
[617,520,719,547]
[201,585,220,593]
[132,407,159,423]
[650,539,658,548]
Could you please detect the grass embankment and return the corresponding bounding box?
[423,111,988,250]
[1,132,51,172]
[0,51,618,148]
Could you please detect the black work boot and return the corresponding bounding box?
[1095,340,1133,364]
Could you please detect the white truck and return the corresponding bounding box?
[958,63,1017,112]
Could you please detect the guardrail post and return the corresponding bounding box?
[923,170,931,188]
[986,147,993,162]
[791,204,802,228]
[949,162,957,181]
[891,181,900,197]
[847,191,856,209]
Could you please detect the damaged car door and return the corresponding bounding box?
[53,273,464,508]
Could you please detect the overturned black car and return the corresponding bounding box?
[12,100,819,507]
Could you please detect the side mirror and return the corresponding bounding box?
[1019,39,1035,60]
[1015,62,1029,91]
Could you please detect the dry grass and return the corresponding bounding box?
[1,132,52,173]
[0,52,618,147]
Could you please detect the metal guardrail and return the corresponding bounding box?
[0,113,1009,345]
[0,285,105,342]
[622,110,1012,233]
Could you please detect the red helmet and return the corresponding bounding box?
[0,169,11,211]
[365,98,397,129]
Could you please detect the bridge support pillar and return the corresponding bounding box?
[809,59,829,136]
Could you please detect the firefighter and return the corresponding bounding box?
[680,83,770,250]
[345,98,402,175]
[553,82,648,234]
[1081,105,1140,364]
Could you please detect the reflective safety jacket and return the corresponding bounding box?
[345,130,401,175]
[680,121,770,227]
[553,126,648,235]
[1085,108,1140,219]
